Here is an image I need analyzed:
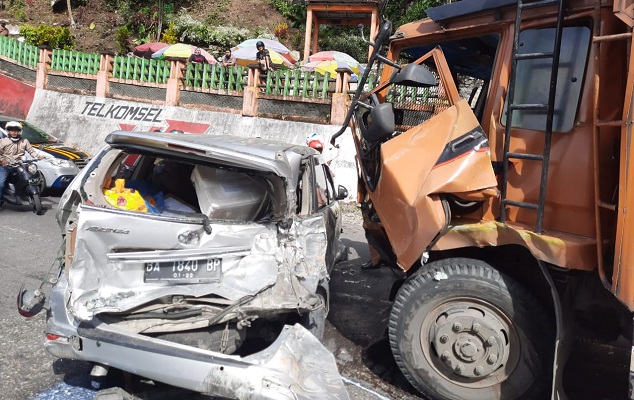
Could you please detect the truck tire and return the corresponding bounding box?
[388,258,552,400]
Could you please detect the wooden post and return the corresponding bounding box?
[312,18,320,57]
[35,46,52,89]
[303,7,314,62]
[369,8,378,61]
[331,68,352,125]
[165,57,184,106]
[96,51,114,98]
[242,65,260,117]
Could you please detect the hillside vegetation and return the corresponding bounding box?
[0,0,444,62]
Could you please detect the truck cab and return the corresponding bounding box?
[335,0,634,398]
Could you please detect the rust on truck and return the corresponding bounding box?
[332,0,634,399]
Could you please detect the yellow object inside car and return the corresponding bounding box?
[103,178,148,212]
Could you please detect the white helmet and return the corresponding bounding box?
[5,121,22,131]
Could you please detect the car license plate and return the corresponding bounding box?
[144,258,222,282]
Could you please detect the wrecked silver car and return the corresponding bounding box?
[24,131,350,399]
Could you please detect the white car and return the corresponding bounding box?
[0,125,81,192]
[21,131,351,399]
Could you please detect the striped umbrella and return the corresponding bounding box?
[231,47,294,68]
[151,43,217,64]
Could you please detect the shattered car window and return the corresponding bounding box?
[99,151,279,221]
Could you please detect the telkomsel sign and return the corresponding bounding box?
[81,101,164,122]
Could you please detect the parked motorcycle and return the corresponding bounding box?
[2,159,44,215]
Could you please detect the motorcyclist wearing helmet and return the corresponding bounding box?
[255,40,272,72]
[0,121,45,204]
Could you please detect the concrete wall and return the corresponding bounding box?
[26,88,358,196]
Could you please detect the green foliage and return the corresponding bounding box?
[7,0,27,22]
[383,0,445,27]
[161,23,178,44]
[170,10,252,52]
[318,27,368,63]
[19,24,75,50]
[268,0,306,28]
[274,22,288,39]
[205,0,230,23]
[115,26,130,54]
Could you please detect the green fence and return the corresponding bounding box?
[50,49,99,74]
[0,36,38,68]
[182,63,246,91]
[112,56,170,84]
[261,69,333,99]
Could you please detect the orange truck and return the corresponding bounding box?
[331,0,634,398]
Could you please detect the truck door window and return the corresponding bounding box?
[503,25,591,132]
[399,34,499,123]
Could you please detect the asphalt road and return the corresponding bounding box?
[0,196,420,400]
[1,196,631,400]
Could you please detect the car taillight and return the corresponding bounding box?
[45,333,68,343]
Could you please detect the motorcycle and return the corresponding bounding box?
[2,159,44,215]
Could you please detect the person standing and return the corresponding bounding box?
[0,121,45,204]
[221,49,236,67]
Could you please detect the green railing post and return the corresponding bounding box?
[311,73,319,98]
[321,72,330,99]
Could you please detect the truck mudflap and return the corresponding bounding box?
[74,321,350,400]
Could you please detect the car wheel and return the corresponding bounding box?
[388,258,552,400]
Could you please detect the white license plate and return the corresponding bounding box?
[144,258,222,283]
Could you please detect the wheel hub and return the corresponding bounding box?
[430,310,509,380]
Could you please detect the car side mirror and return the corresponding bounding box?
[336,185,349,200]
[391,63,438,87]
[360,102,395,143]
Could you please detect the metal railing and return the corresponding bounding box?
[112,56,170,84]
[50,49,100,74]
[0,36,38,68]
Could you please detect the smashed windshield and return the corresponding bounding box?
[20,123,59,144]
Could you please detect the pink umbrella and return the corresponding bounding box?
[308,50,359,65]
[133,42,170,59]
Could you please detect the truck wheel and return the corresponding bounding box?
[388,258,551,400]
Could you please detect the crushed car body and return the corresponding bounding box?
[36,131,350,399]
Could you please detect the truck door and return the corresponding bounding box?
[354,48,498,270]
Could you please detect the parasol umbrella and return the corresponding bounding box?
[233,38,298,64]
[133,42,169,58]
[231,47,294,68]
[151,43,217,64]
[303,50,362,75]
[301,58,364,76]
